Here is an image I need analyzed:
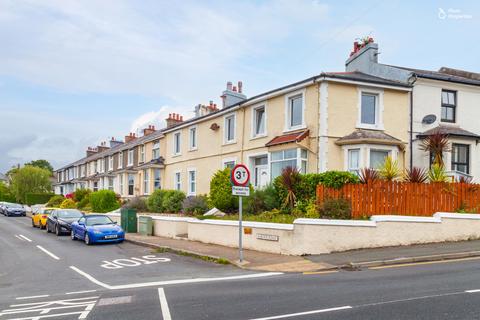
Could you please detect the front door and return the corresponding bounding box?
[253,155,269,188]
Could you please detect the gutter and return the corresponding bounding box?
[408,74,417,169]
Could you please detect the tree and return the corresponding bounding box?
[0,182,15,202]
[25,160,54,174]
[9,166,52,203]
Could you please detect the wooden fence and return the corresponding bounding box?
[316,181,480,218]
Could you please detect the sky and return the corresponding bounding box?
[0,0,479,172]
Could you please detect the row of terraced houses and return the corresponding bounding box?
[54,40,480,198]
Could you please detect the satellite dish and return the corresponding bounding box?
[422,114,437,125]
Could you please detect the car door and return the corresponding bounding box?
[48,211,56,230]
[76,217,87,239]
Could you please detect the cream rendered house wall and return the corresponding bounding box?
[325,82,410,171]
[162,84,320,195]
[412,78,480,181]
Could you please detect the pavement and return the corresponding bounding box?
[4,214,480,319]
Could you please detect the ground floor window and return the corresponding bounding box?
[224,161,235,169]
[270,148,307,179]
[154,169,161,190]
[93,182,98,192]
[108,178,114,191]
[369,149,389,169]
[188,169,196,195]
[451,143,469,174]
[174,172,181,191]
[119,174,124,194]
[143,170,150,195]
[348,149,360,175]
[128,174,135,196]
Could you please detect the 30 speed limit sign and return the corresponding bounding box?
[231,164,250,187]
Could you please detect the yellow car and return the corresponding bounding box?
[32,207,54,229]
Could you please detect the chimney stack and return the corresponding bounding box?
[109,137,124,148]
[166,113,184,128]
[221,80,247,109]
[97,141,110,152]
[345,37,378,72]
[143,125,156,136]
[86,146,98,157]
[124,132,137,143]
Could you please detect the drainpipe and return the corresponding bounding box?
[408,74,418,169]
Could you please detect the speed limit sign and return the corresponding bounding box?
[231,164,250,187]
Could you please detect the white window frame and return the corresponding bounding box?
[284,90,306,132]
[270,148,308,179]
[174,170,181,191]
[357,87,384,130]
[108,156,113,171]
[108,177,114,191]
[222,157,237,169]
[189,125,198,151]
[342,144,397,171]
[118,174,124,195]
[347,148,361,175]
[118,152,123,169]
[140,145,145,163]
[152,140,160,159]
[153,169,161,190]
[187,168,197,196]
[173,131,181,156]
[224,113,236,144]
[127,149,134,166]
[143,169,150,195]
[251,103,267,138]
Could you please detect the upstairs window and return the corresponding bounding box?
[189,126,197,150]
[287,94,303,129]
[253,105,266,137]
[127,149,134,166]
[452,143,469,174]
[441,90,456,123]
[108,156,113,171]
[173,132,181,155]
[152,140,160,159]
[118,152,123,169]
[224,114,236,143]
[140,145,145,163]
[361,93,377,125]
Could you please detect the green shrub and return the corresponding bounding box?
[89,190,120,213]
[182,195,209,215]
[24,193,55,205]
[245,185,280,214]
[317,171,359,189]
[76,197,90,209]
[60,198,76,209]
[73,189,91,202]
[123,197,148,212]
[163,190,186,213]
[147,189,166,212]
[209,168,237,213]
[318,198,351,220]
[46,195,65,208]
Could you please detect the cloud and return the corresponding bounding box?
[129,106,179,134]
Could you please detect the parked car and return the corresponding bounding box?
[71,214,125,245]
[3,203,26,217]
[46,209,84,236]
[0,202,7,215]
[32,207,54,229]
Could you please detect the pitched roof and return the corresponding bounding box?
[322,71,411,88]
[336,129,404,146]
[417,125,480,139]
[387,65,480,87]
[265,130,309,147]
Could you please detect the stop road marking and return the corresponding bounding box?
[101,255,171,269]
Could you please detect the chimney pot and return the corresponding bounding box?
[232,86,237,92]
[238,81,243,93]
[227,81,232,91]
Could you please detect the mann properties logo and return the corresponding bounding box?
[438,7,473,20]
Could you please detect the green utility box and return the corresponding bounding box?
[120,208,137,233]
[138,216,153,236]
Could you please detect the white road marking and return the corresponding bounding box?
[250,306,352,320]
[36,245,60,260]
[97,296,132,306]
[15,235,24,241]
[18,234,32,242]
[16,295,50,300]
[69,265,282,290]
[158,288,172,320]
[65,290,97,295]
[466,289,480,293]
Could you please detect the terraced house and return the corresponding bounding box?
[55,64,411,197]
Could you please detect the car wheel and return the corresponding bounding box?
[71,230,77,240]
[32,220,35,227]
[84,233,91,245]
[55,225,60,236]
[46,223,50,233]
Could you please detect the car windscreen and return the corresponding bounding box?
[86,216,114,226]
[8,204,23,208]
[42,209,52,215]
[57,210,83,218]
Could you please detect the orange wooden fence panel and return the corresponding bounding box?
[316,181,480,218]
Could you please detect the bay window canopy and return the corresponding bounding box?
[417,125,480,141]
[336,129,404,148]
[265,129,309,147]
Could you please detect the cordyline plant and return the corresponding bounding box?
[420,131,451,167]
[403,167,428,183]
[428,164,449,183]
[359,168,379,184]
[279,166,301,209]
[378,156,401,181]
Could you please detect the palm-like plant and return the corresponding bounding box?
[420,131,451,167]
[359,168,379,184]
[378,156,401,181]
[404,167,428,183]
[428,164,449,183]
[279,166,301,209]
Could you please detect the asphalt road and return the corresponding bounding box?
[2,215,480,319]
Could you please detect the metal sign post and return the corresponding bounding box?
[231,164,250,263]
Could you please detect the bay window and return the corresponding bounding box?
[451,143,469,174]
[270,148,307,179]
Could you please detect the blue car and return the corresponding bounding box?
[71,215,125,245]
